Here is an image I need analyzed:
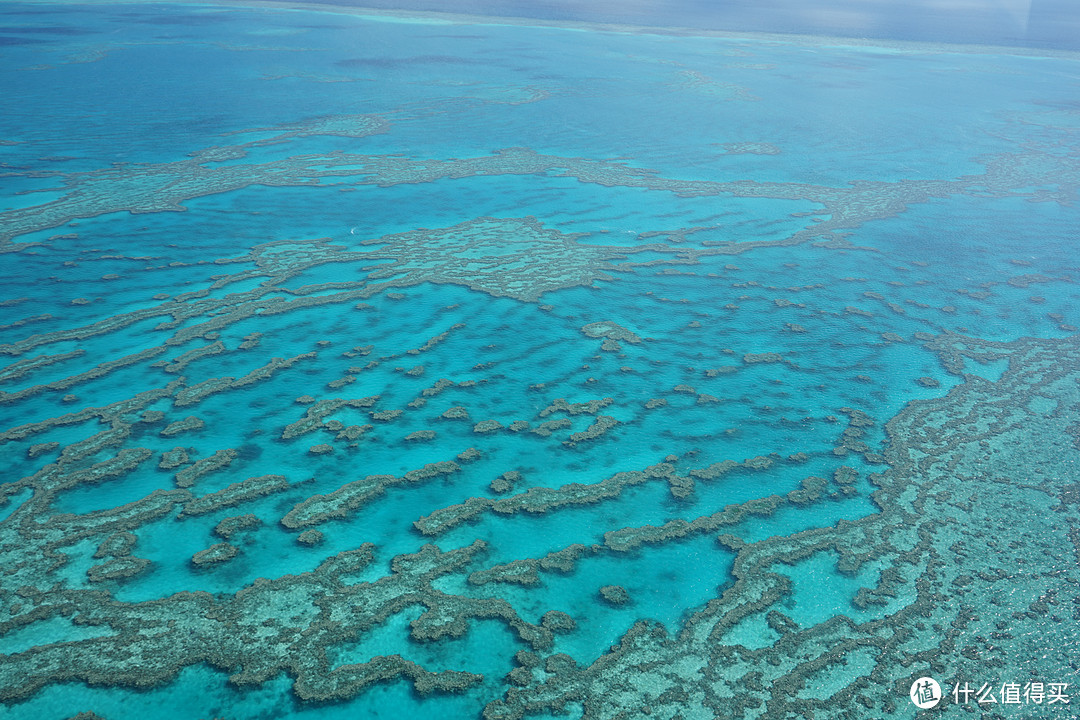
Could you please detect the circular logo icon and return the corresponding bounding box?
[910,677,942,709]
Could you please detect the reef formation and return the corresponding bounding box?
[1,3,1079,719]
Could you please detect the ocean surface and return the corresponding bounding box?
[1,2,1079,719]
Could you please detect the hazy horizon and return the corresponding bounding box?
[277,0,1080,49]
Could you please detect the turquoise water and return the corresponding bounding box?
[2,2,1079,718]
